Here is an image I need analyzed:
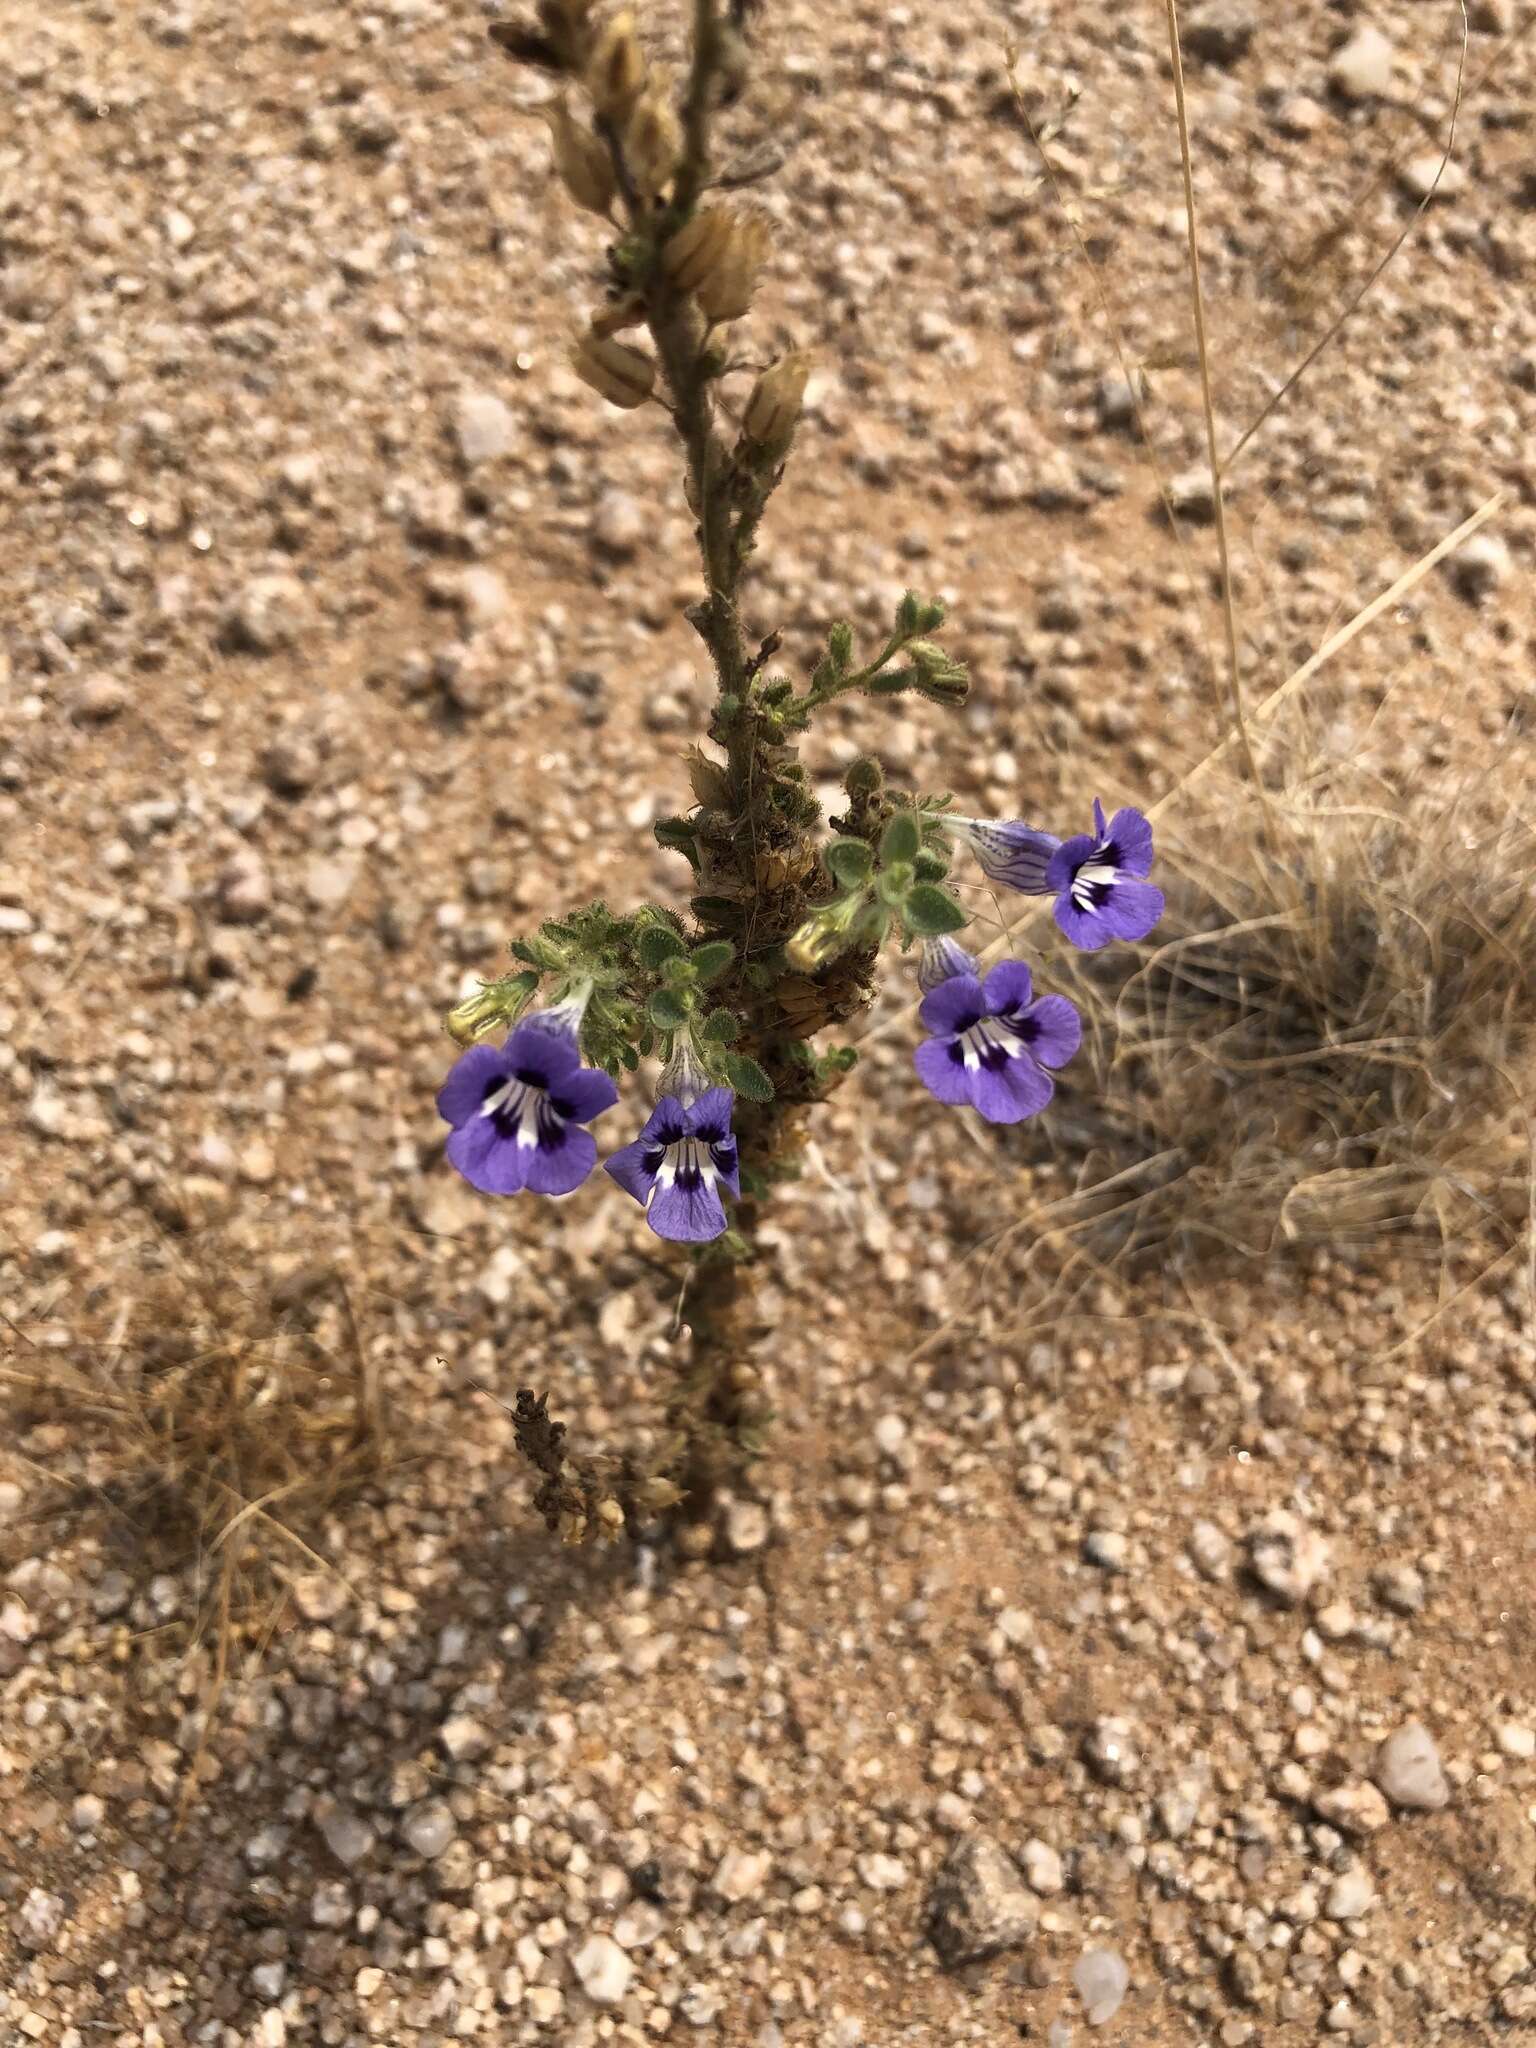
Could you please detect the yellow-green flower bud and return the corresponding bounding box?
[785,890,859,973]
[587,9,646,120]
[743,350,812,449]
[571,330,655,408]
[445,977,535,1046]
[541,97,616,216]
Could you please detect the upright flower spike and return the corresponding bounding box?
[1046,799,1164,951]
[942,815,1061,894]
[437,1000,618,1197]
[605,1062,740,1242]
[914,960,1081,1125]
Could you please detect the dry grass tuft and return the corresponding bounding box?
[1035,747,1536,1279]
[3,1228,387,1646]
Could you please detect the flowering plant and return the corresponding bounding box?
[441,0,1162,1540]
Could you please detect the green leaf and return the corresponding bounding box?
[689,940,735,983]
[824,836,874,887]
[722,1051,774,1102]
[904,884,968,936]
[881,812,921,864]
[690,895,742,925]
[647,987,691,1030]
[913,848,950,882]
[896,590,921,635]
[828,620,854,667]
[654,816,700,869]
[701,1008,740,1043]
[637,925,688,971]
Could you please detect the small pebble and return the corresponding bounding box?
[1073,1947,1130,2026]
[1374,1722,1450,1811]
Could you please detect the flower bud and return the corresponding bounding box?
[445,973,538,1045]
[541,97,616,216]
[743,351,812,449]
[624,88,681,202]
[571,330,655,408]
[785,891,860,973]
[587,9,646,120]
[905,640,970,707]
[696,211,772,323]
[661,205,736,292]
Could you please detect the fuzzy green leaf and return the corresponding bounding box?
[647,987,691,1030]
[701,1008,740,1043]
[722,1051,774,1102]
[689,940,735,983]
[881,812,921,865]
[824,836,874,887]
[654,816,701,869]
[637,925,688,971]
[904,884,968,936]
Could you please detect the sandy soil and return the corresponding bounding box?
[3,1,1536,2043]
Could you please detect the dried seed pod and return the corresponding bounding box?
[696,211,772,323]
[571,330,655,408]
[743,350,812,447]
[589,291,646,338]
[541,97,616,216]
[660,205,736,292]
[624,88,681,202]
[587,9,646,120]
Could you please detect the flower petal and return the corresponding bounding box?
[914,1032,974,1106]
[969,1048,1054,1124]
[1054,878,1164,951]
[1091,796,1108,841]
[525,1123,598,1197]
[981,958,1034,1018]
[685,1087,736,1144]
[436,1043,508,1129]
[1017,993,1081,1068]
[504,1016,581,1086]
[918,973,985,1036]
[953,818,1060,894]
[711,1135,741,1199]
[1104,806,1154,877]
[549,1065,620,1126]
[647,1171,728,1243]
[1044,832,1096,896]
[445,1117,532,1195]
[917,933,981,991]
[604,1136,662,1205]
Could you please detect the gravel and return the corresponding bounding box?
[3,3,1533,2045]
[925,1836,1038,1966]
[1073,1948,1130,2026]
[1374,1723,1451,1812]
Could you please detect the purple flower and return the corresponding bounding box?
[917,933,980,992]
[943,815,1061,894]
[1047,798,1164,951]
[914,960,1081,1124]
[436,1013,618,1197]
[605,1086,740,1243]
